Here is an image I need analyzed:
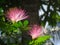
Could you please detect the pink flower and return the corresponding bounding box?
[6,7,28,23]
[28,25,44,39]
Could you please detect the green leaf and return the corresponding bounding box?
[29,35,51,45]
[12,22,20,28]
[56,13,60,22]
[35,35,50,43]
[19,21,23,27]
[0,7,4,15]
[23,20,29,27]
[0,21,6,30]
[12,21,23,28]
[13,29,18,33]
[29,41,34,45]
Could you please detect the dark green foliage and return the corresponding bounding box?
[23,20,29,27]
[0,0,5,3]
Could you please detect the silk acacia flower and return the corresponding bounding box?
[28,25,44,39]
[6,7,28,23]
